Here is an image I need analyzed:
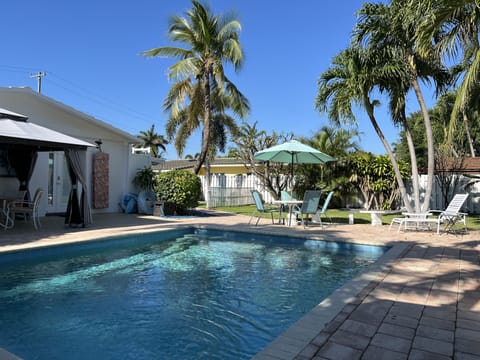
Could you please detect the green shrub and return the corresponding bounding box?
[154,170,202,213]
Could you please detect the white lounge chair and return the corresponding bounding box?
[390,193,469,234]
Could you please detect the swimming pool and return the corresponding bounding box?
[0,228,387,360]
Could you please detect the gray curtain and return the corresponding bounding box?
[8,147,38,201]
[65,149,92,226]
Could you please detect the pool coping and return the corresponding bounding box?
[251,234,408,359]
[0,221,407,360]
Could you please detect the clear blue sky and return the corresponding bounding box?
[1,0,436,159]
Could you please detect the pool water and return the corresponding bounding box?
[0,229,386,360]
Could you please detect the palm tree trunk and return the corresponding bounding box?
[204,158,212,209]
[411,77,434,212]
[401,116,421,212]
[463,113,476,157]
[194,71,212,175]
[364,99,413,213]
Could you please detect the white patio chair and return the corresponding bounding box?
[8,188,44,230]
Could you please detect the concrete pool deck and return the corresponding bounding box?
[0,212,479,360]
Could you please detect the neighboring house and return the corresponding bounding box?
[0,86,149,216]
[154,157,250,176]
[154,158,274,206]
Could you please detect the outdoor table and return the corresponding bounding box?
[272,199,303,227]
[359,209,402,226]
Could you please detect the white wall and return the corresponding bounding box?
[0,88,143,215]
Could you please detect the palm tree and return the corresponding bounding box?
[315,46,415,212]
[136,124,168,158]
[415,0,480,146]
[142,0,249,174]
[354,1,450,212]
[297,126,361,198]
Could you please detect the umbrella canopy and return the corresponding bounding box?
[254,140,335,196]
[254,140,335,164]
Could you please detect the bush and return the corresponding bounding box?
[154,170,202,214]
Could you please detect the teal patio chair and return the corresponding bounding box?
[294,190,321,228]
[249,190,279,226]
[312,191,334,227]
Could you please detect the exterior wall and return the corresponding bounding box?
[0,87,143,215]
[128,153,153,193]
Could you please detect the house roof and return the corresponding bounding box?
[154,158,247,172]
[454,157,480,174]
[0,87,140,144]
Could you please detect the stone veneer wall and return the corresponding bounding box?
[92,152,109,209]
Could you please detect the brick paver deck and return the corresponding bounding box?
[0,212,479,360]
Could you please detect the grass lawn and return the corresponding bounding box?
[209,204,480,230]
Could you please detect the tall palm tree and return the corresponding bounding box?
[315,46,415,212]
[415,0,480,146]
[136,124,168,158]
[354,1,450,212]
[142,0,249,174]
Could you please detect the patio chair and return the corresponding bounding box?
[8,187,44,230]
[429,193,469,233]
[390,193,469,234]
[249,190,279,226]
[294,190,321,228]
[311,191,334,227]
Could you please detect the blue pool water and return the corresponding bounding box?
[0,228,387,360]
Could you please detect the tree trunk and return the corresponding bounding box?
[194,70,212,175]
[463,113,476,157]
[411,77,434,212]
[401,115,421,212]
[364,99,413,213]
[204,158,212,209]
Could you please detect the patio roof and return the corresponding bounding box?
[0,108,95,151]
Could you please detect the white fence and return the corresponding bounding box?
[200,173,480,214]
[200,174,276,207]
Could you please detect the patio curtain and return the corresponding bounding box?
[65,149,92,226]
[8,147,38,201]
[64,159,82,227]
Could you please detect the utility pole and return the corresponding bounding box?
[30,71,46,93]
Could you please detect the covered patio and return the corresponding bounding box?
[0,108,95,229]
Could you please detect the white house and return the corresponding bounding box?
[0,86,150,218]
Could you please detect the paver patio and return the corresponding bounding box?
[0,211,479,360]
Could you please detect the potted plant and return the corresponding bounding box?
[132,167,156,214]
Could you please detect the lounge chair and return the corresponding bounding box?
[294,190,321,228]
[311,191,334,227]
[390,193,469,234]
[249,190,279,226]
[429,193,469,233]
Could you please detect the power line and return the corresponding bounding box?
[0,65,163,132]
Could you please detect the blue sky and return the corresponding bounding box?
[1,0,437,159]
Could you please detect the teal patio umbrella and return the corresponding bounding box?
[254,140,335,195]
